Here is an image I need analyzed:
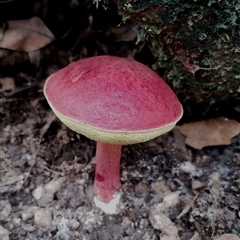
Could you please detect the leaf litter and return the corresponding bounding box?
[176,117,240,149]
[0,17,55,52]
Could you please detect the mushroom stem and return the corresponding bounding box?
[94,142,122,204]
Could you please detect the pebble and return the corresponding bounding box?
[21,206,34,221]
[151,181,171,198]
[160,225,179,240]
[57,217,70,238]
[32,178,65,205]
[212,234,240,240]
[22,223,36,232]
[67,219,80,230]
[32,185,45,200]
[12,217,21,227]
[69,195,83,209]
[55,205,61,210]
[161,192,180,210]
[9,198,19,207]
[139,218,148,229]
[24,187,30,194]
[8,222,13,230]
[0,225,9,240]
[34,207,52,226]
[149,202,180,239]
[77,207,102,230]
[150,191,180,215]
[44,177,65,193]
[0,201,12,221]
[179,162,202,177]
[37,192,54,206]
[135,182,148,195]
[149,209,173,231]
[122,217,131,226]
[142,232,152,240]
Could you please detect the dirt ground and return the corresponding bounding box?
[0,1,240,240]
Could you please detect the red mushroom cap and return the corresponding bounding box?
[44,56,183,144]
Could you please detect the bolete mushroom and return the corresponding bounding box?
[44,55,183,214]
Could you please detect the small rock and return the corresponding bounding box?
[149,206,172,231]
[0,225,9,240]
[0,201,11,221]
[8,198,19,207]
[55,205,61,210]
[32,185,45,200]
[44,177,65,193]
[56,217,71,239]
[151,181,171,198]
[69,195,84,208]
[22,223,36,232]
[150,191,180,215]
[142,232,153,240]
[0,172,25,194]
[37,192,54,206]
[179,162,202,177]
[8,222,13,231]
[135,182,148,195]
[149,201,180,239]
[160,225,180,240]
[122,217,131,227]
[34,207,52,226]
[24,187,30,194]
[161,192,180,210]
[21,206,34,221]
[67,219,80,230]
[212,234,240,240]
[12,218,21,227]
[76,207,103,230]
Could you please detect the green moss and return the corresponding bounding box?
[117,0,240,116]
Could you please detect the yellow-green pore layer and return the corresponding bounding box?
[46,100,181,145]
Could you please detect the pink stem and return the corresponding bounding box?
[94,142,122,203]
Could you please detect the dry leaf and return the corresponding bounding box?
[110,22,139,42]
[176,117,240,149]
[0,17,55,52]
[191,179,204,195]
[28,50,41,66]
[212,234,240,240]
[176,194,199,219]
[0,77,15,93]
[0,48,29,66]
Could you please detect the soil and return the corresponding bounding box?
[0,1,240,240]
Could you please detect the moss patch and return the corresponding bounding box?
[117,0,240,117]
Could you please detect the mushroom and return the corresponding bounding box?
[44,55,183,214]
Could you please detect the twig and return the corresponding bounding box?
[176,194,199,219]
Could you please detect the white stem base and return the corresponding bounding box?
[94,192,121,214]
